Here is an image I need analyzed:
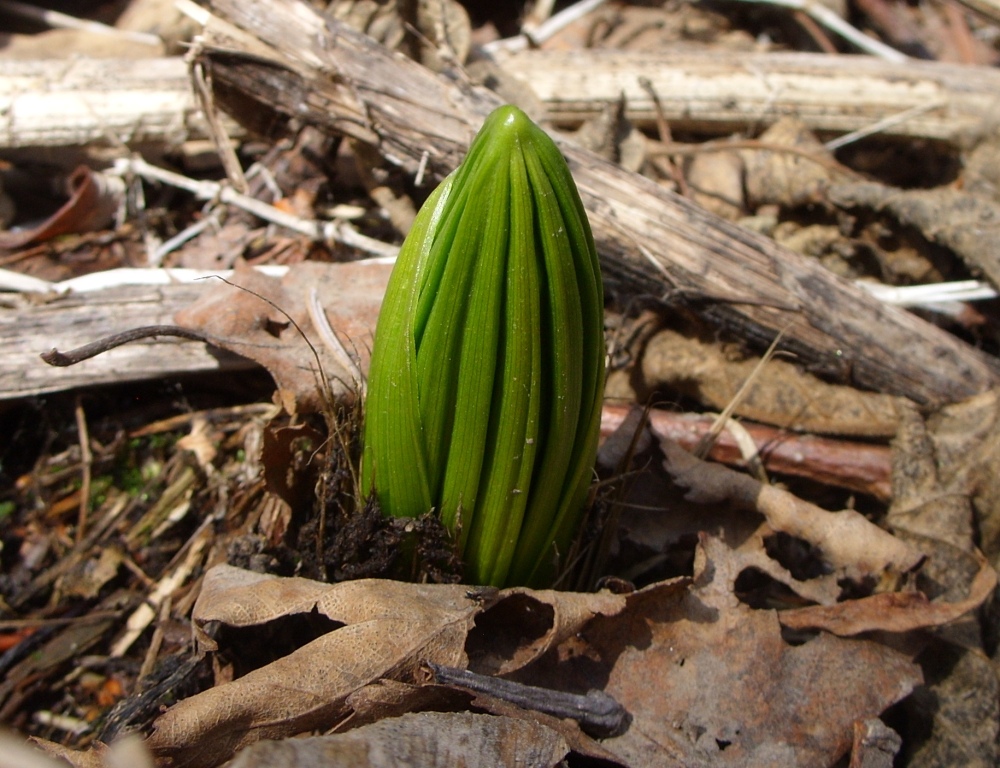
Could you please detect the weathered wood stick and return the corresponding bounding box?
[195,0,1000,405]
[4,47,998,149]
[601,405,893,501]
[0,58,243,150]
[495,48,1000,143]
[0,283,256,400]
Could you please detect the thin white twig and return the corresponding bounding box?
[110,522,211,658]
[112,157,400,259]
[415,151,430,187]
[245,162,283,201]
[483,0,607,55]
[32,711,90,737]
[523,0,558,34]
[856,279,998,305]
[825,101,946,151]
[187,45,249,193]
[0,265,288,294]
[148,208,222,267]
[733,0,908,61]
[0,269,56,293]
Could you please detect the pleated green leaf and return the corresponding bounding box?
[361,105,605,587]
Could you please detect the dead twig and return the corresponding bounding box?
[41,326,221,367]
[113,157,399,259]
[426,662,628,737]
[602,405,893,500]
[73,396,93,543]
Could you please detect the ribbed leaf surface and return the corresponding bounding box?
[362,106,605,587]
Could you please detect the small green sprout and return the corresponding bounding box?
[361,105,605,587]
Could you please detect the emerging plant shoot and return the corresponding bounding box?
[362,105,605,587]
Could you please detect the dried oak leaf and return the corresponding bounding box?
[414,0,472,71]
[29,733,154,768]
[743,117,854,209]
[146,565,625,767]
[21,738,105,768]
[889,402,982,605]
[583,535,922,768]
[885,398,1000,765]
[778,549,996,635]
[0,166,122,250]
[827,182,1000,291]
[848,719,902,768]
[686,149,745,220]
[925,389,1000,563]
[174,260,390,413]
[661,439,924,582]
[226,712,569,768]
[341,678,474,730]
[467,586,629,676]
[147,569,476,767]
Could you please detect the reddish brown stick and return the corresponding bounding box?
[601,405,892,501]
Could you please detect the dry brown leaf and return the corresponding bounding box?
[848,719,902,768]
[176,417,220,471]
[260,420,325,511]
[169,221,263,271]
[743,117,854,208]
[18,737,104,768]
[146,537,931,767]
[926,389,1000,562]
[60,546,123,600]
[468,587,628,675]
[722,522,842,605]
[686,150,745,220]
[661,439,925,581]
[146,566,625,767]
[888,408,975,555]
[885,399,1000,764]
[147,570,477,766]
[526,535,923,767]
[903,642,1000,768]
[415,0,471,71]
[889,403,980,602]
[0,167,124,250]
[342,679,473,730]
[828,182,1000,291]
[642,328,906,437]
[174,261,390,412]
[28,734,155,768]
[225,712,569,768]
[779,549,997,635]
